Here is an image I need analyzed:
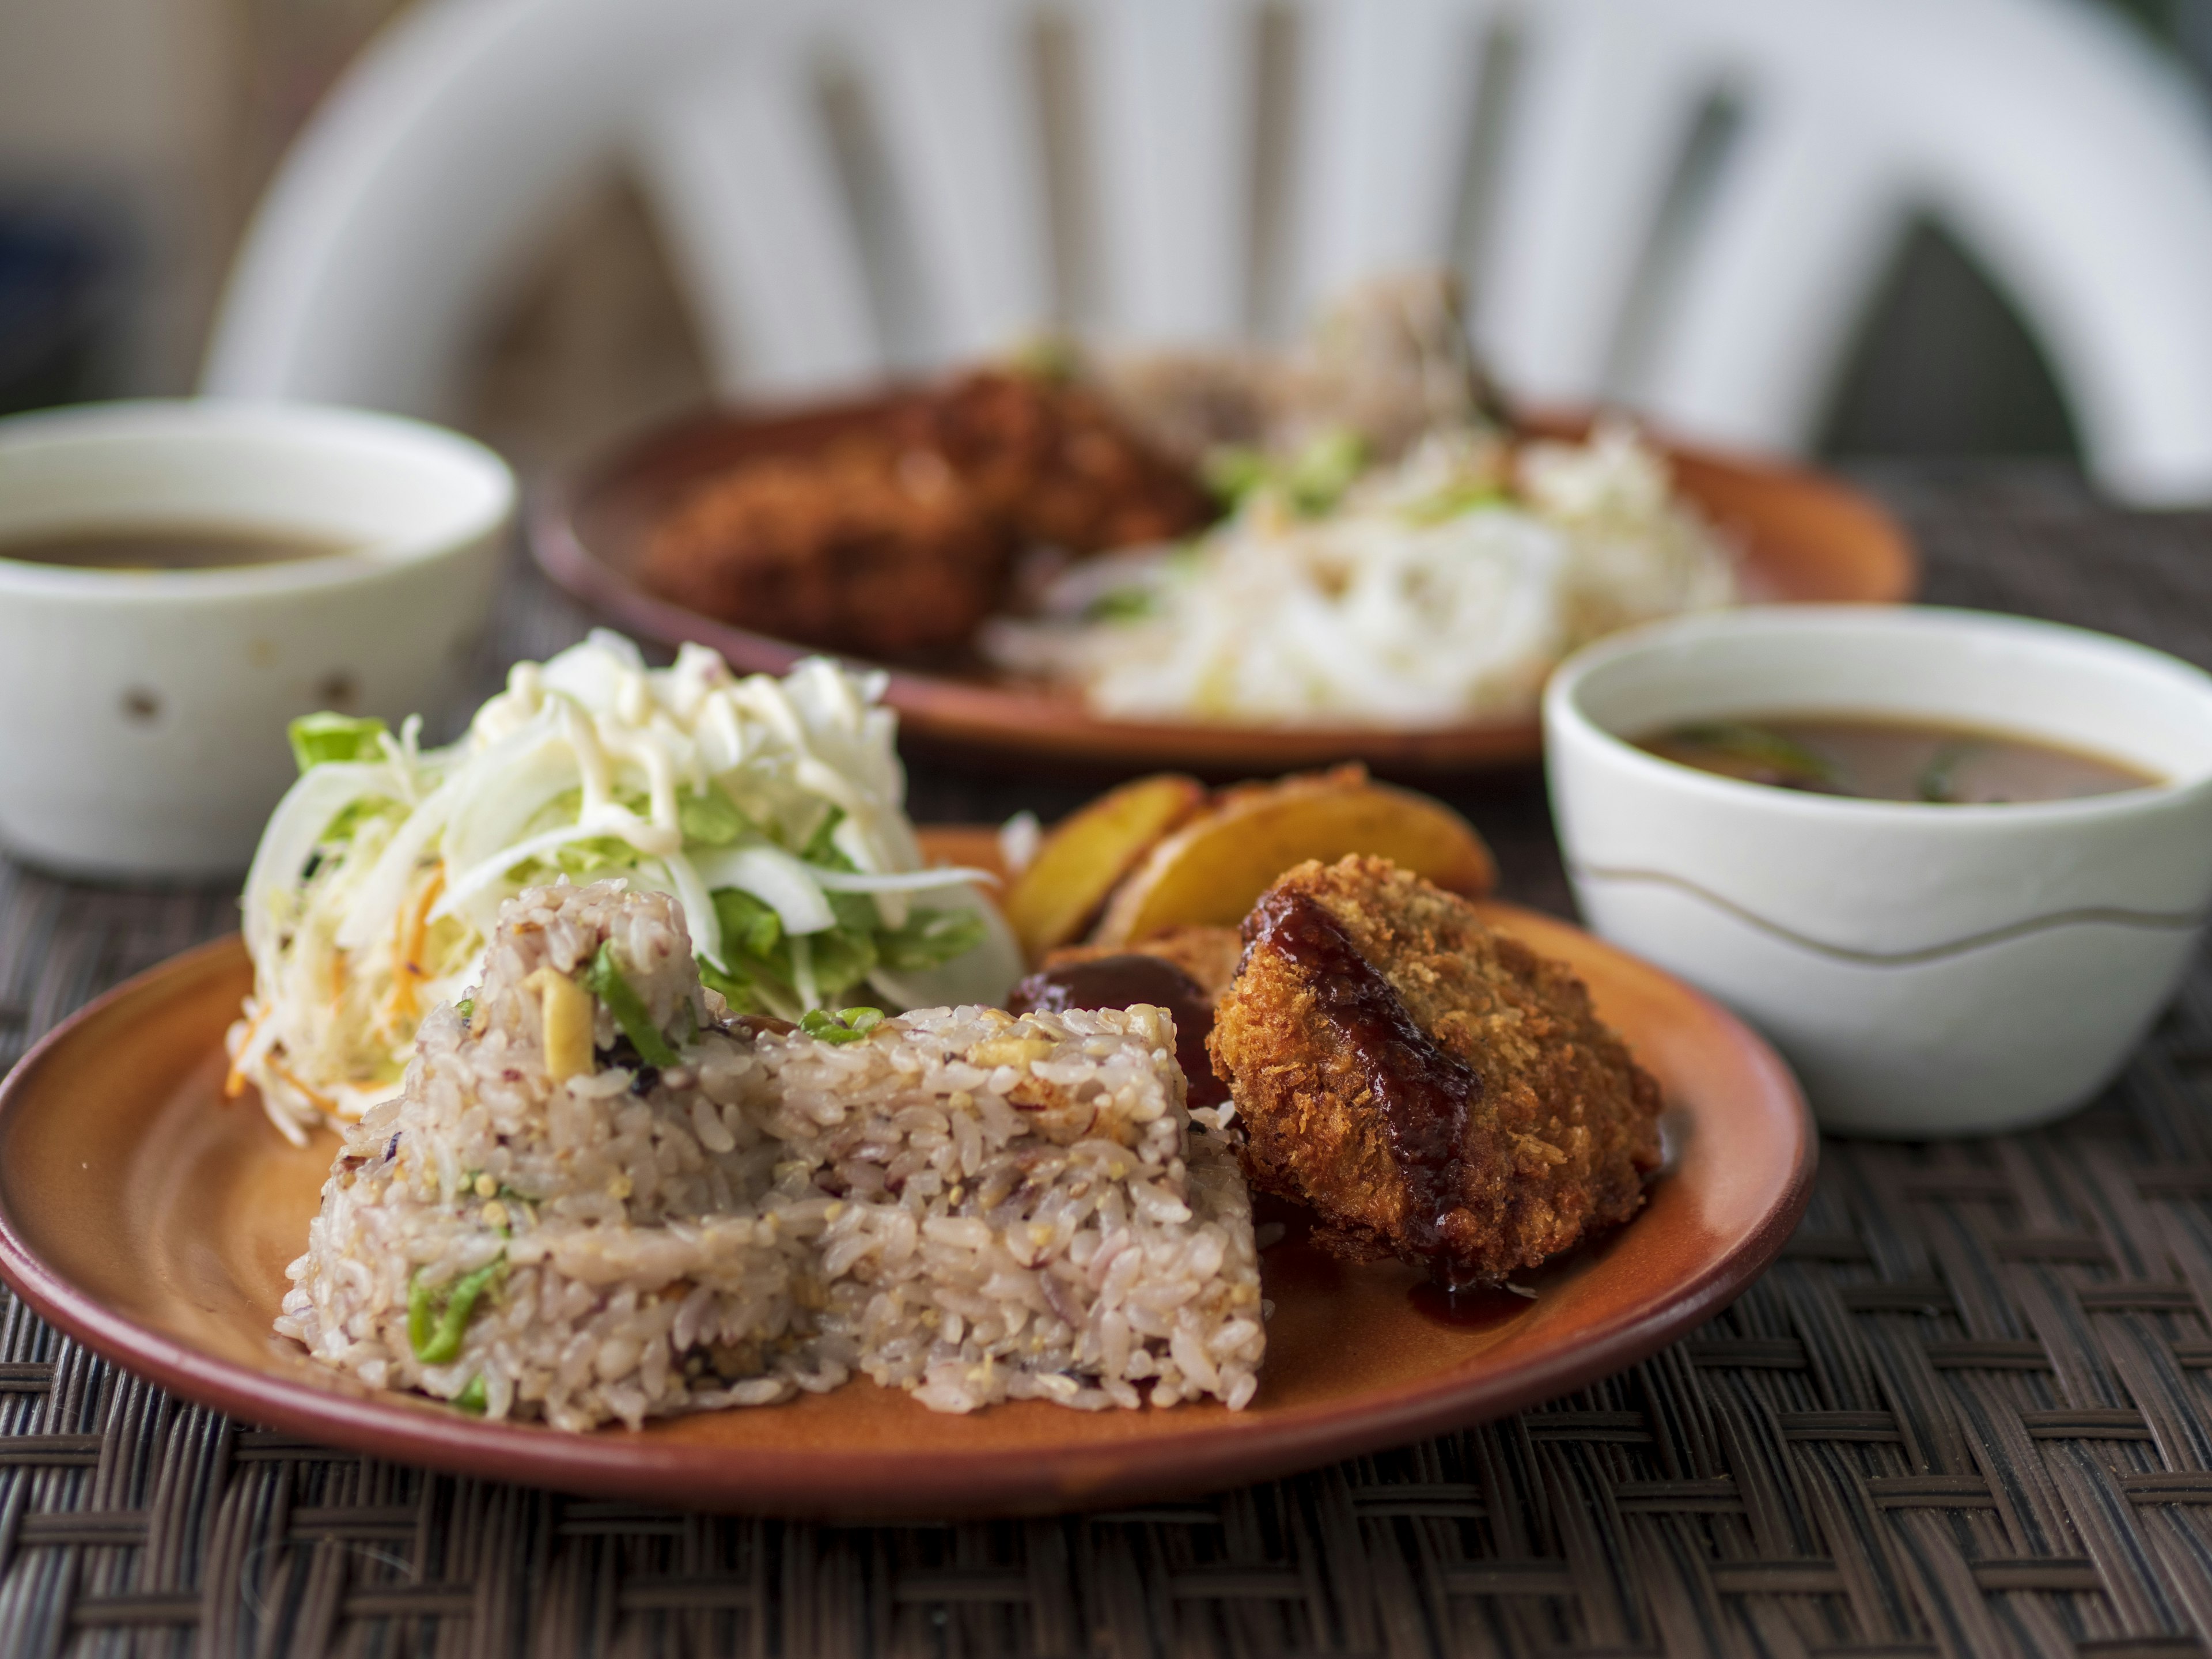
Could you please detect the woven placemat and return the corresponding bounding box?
[5,464,2212,1656]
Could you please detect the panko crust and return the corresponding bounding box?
[637,371,1210,662]
[638,438,1014,658]
[1207,856,1662,1285]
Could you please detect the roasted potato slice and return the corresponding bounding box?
[1002,773,1207,962]
[1091,772,1494,946]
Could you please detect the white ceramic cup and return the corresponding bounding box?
[0,401,513,880]
[1544,605,2212,1137]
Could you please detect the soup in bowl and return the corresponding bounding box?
[0,400,512,879]
[1543,605,2212,1137]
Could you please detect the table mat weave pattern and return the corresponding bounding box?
[3,465,2212,1656]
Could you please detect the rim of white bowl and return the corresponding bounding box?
[1543,604,2212,823]
[0,399,515,599]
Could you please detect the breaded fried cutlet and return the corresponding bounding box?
[904,370,1213,554]
[639,372,1211,661]
[639,439,1013,657]
[1207,856,1662,1287]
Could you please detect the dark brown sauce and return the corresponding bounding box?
[0,524,356,571]
[1639,714,2158,804]
[1407,1281,1530,1330]
[1006,955,1226,1108]
[1245,888,1484,1289]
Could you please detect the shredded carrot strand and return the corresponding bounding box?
[222,1013,262,1100]
[268,1058,338,1116]
[382,866,446,1028]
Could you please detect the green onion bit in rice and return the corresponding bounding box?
[799,1006,884,1045]
[407,1256,506,1365]
[585,943,682,1066]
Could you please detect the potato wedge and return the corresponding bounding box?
[1091,773,1495,945]
[1002,773,1207,962]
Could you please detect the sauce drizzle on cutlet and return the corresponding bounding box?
[1006,955,1227,1109]
[1245,888,1484,1287]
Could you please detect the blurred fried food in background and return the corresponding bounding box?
[639,368,1209,658]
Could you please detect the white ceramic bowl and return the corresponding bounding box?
[1544,605,2212,1137]
[0,401,512,880]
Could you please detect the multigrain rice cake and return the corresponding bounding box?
[279,881,1263,1430]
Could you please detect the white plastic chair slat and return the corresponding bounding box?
[1080,0,1256,342]
[1626,93,1903,454]
[203,0,664,415]
[1471,0,1713,405]
[1631,0,2212,500]
[1287,0,1494,323]
[204,0,2212,503]
[1882,0,2212,502]
[850,0,1053,366]
[634,39,884,397]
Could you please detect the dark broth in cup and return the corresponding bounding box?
[0,524,356,571]
[1639,715,2160,804]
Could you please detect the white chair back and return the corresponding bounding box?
[202,0,2212,503]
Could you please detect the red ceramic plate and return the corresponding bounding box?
[0,832,1812,1517]
[532,396,1915,774]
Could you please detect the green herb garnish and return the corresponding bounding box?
[876,906,986,972]
[678,786,753,846]
[1916,743,1978,804]
[800,1007,884,1045]
[713,888,783,961]
[812,893,884,993]
[454,998,475,1025]
[1403,479,1508,526]
[314,796,402,854]
[1676,723,1838,789]
[1007,334,1080,383]
[289,713,390,773]
[508,787,657,882]
[584,942,680,1067]
[1200,428,1368,517]
[800,809,852,868]
[407,1256,505,1365]
[1283,428,1368,515]
[552,836,645,878]
[454,1374,487,1414]
[1201,445,1271,508]
[695,809,987,1017]
[1085,587,1158,624]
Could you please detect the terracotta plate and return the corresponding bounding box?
[532,396,1916,774]
[0,831,1813,1517]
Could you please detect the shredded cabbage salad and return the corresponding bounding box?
[226,631,1021,1141]
[983,420,1736,726]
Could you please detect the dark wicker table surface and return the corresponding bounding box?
[6,464,2212,1657]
